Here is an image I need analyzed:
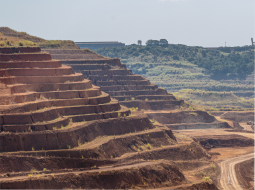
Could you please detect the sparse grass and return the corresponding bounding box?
[31,169,36,173]
[0,32,37,47]
[66,145,71,149]
[203,176,210,182]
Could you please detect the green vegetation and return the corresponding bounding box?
[174,89,254,110]
[0,32,37,47]
[96,43,254,79]
[39,40,79,49]
[0,27,79,49]
[95,43,254,109]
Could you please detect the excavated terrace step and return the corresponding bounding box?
[96,80,151,86]
[119,100,184,110]
[67,64,111,70]
[0,73,84,84]
[107,89,166,96]
[0,53,52,62]
[51,54,106,60]
[78,69,132,76]
[1,107,131,133]
[2,128,175,158]
[0,114,151,152]
[42,49,105,55]
[0,92,111,114]
[112,95,175,101]
[100,85,158,92]
[0,86,101,104]
[0,60,62,68]
[135,95,176,100]
[61,59,124,68]
[0,67,75,77]
[89,75,145,81]
[8,80,92,94]
[0,47,41,54]
[166,122,230,130]
[0,100,121,125]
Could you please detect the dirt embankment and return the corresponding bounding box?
[235,158,254,190]
[0,156,116,173]
[176,182,219,190]
[194,134,254,149]
[210,111,254,123]
[123,141,211,161]
[0,114,153,152]
[147,111,216,124]
[0,162,186,189]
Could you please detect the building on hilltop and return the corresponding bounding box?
[75,41,125,50]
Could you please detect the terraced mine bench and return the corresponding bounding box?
[0,47,135,152]
[43,49,184,110]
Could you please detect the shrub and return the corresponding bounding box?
[19,42,24,46]
[0,41,5,46]
[43,168,47,172]
[203,176,210,182]
[147,143,152,149]
[31,169,36,173]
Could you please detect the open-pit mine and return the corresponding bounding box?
[0,40,253,189]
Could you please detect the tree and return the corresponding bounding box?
[159,39,168,47]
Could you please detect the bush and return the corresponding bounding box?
[173,55,179,60]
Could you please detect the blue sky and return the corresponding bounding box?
[1,0,254,47]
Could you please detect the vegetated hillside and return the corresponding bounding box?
[95,44,254,80]
[174,89,254,110]
[95,44,254,110]
[0,32,37,47]
[0,27,79,49]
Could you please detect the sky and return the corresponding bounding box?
[0,0,254,47]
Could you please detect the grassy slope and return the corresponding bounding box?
[95,44,254,110]
[0,27,79,49]
[0,32,37,47]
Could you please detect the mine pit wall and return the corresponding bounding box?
[2,129,176,160]
[195,135,254,148]
[146,111,216,124]
[0,114,153,152]
[0,156,117,173]
[120,100,184,110]
[235,158,254,189]
[0,163,185,189]
[166,122,230,130]
[61,58,126,69]
[0,47,41,54]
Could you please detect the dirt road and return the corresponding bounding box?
[219,152,254,190]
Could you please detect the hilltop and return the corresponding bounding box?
[0,27,79,49]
